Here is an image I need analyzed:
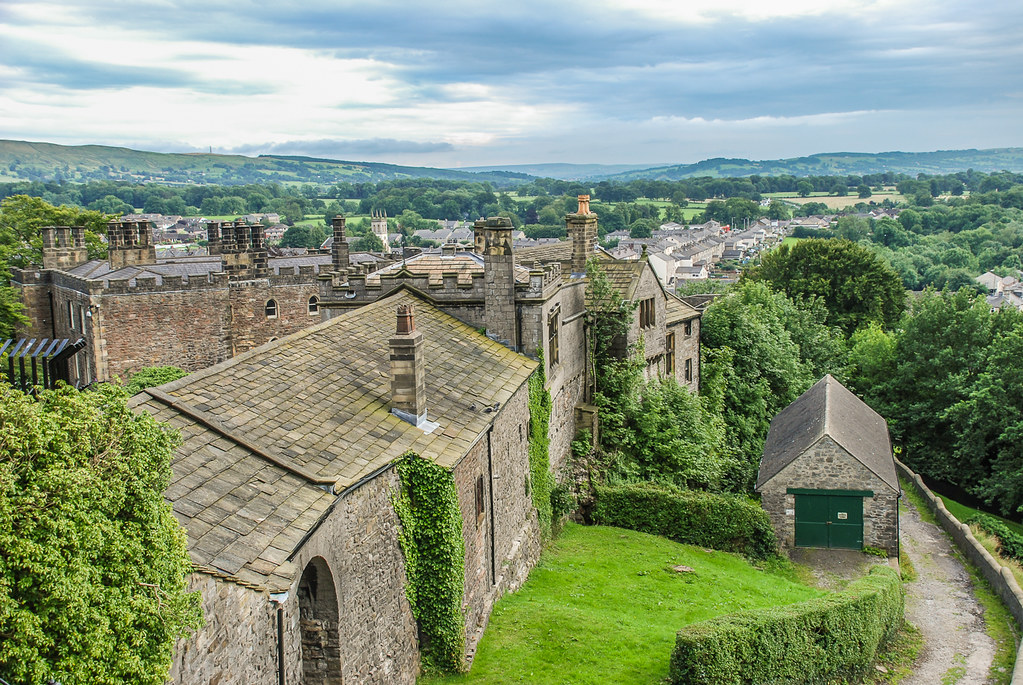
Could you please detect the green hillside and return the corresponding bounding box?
[602,148,1023,181]
[0,140,532,186]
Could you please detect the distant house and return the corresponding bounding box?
[756,375,900,556]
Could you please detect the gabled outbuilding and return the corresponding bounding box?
[755,374,900,556]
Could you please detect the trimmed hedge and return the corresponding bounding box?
[591,482,776,559]
[670,566,903,685]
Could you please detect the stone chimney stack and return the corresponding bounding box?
[473,216,517,350]
[41,226,89,270]
[107,220,157,269]
[566,194,598,276]
[331,216,350,272]
[389,304,428,426]
[207,221,222,254]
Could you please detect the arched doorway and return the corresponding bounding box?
[298,557,343,684]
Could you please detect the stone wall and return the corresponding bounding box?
[758,436,899,555]
[453,381,540,661]
[292,466,419,684]
[171,467,419,685]
[168,573,287,685]
[668,314,700,393]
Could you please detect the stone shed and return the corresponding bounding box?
[756,375,900,556]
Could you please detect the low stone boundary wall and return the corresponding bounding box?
[896,459,1023,684]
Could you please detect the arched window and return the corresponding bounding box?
[298,557,342,683]
[308,295,319,315]
[265,299,278,319]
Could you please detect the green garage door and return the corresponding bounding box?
[792,490,865,550]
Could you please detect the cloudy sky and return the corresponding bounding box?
[2,0,1021,168]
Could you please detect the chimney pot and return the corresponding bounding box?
[396,304,415,334]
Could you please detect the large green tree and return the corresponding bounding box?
[0,196,111,337]
[0,384,202,684]
[700,281,845,489]
[744,238,906,334]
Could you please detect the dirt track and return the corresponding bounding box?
[900,497,997,684]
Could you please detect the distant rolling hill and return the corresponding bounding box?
[3,140,1023,186]
[596,149,1023,181]
[0,140,533,186]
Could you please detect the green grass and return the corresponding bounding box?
[424,523,821,685]
[935,495,1023,536]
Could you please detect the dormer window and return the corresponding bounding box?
[265,299,278,319]
[308,296,319,315]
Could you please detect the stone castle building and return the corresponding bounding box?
[10,219,386,384]
[12,197,704,683]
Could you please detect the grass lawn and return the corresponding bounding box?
[424,523,821,685]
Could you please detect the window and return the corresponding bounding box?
[665,332,675,375]
[308,295,319,315]
[475,475,486,524]
[685,358,693,383]
[639,298,655,329]
[67,301,75,330]
[684,319,693,337]
[547,306,560,369]
[265,299,278,319]
[78,304,86,332]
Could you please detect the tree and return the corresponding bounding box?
[743,239,906,335]
[0,383,202,684]
[585,258,637,398]
[351,232,385,253]
[279,224,328,249]
[124,366,189,396]
[857,185,872,199]
[628,219,654,238]
[797,181,813,197]
[700,282,845,489]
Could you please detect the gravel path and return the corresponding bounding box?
[900,495,997,684]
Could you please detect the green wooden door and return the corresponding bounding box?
[794,492,864,549]
[828,496,863,549]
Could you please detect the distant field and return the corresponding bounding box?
[425,523,820,685]
[781,193,904,210]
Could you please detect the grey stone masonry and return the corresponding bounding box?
[389,304,427,424]
[566,195,597,275]
[41,226,89,270]
[759,436,899,555]
[330,216,350,272]
[107,220,158,269]
[474,217,518,349]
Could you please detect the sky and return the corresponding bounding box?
[1,0,1022,168]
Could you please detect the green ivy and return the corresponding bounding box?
[391,452,466,674]
[528,361,554,541]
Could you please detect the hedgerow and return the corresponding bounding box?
[591,481,776,560]
[670,566,903,684]
[392,452,466,674]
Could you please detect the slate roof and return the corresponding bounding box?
[590,258,646,302]
[131,290,536,590]
[366,252,529,285]
[756,375,898,492]
[66,252,337,285]
[664,292,700,324]
[515,240,574,267]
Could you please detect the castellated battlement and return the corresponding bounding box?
[524,261,562,299]
[320,267,494,305]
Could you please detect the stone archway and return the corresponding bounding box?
[298,557,343,684]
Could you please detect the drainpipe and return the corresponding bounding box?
[269,591,289,685]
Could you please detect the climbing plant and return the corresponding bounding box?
[528,360,554,541]
[391,452,466,674]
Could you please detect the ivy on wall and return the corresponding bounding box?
[528,361,554,541]
[391,452,466,674]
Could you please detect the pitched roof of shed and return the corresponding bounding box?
[755,374,897,492]
[131,289,536,590]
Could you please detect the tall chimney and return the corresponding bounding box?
[331,216,350,271]
[108,220,157,269]
[390,304,428,426]
[566,194,598,276]
[473,216,517,350]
